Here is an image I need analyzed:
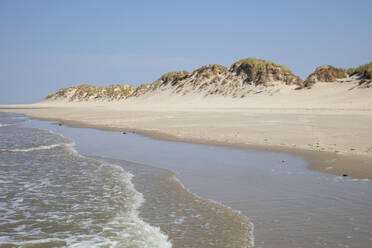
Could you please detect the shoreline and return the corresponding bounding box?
[4,110,372,247]
[21,116,255,247]
[21,114,372,248]
[1,105,372,179]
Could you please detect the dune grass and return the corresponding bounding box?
[46,84,135,100]
[160,71,190,81]
[193,64,228,74]
[231,58,291,73]
[231,57,302,83]
[346,62,372,79]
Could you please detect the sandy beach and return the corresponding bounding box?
[2,2,372,247]
[15,115,372,248]
[1,83,372,179]
[2,82,372,247]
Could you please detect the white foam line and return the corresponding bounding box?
[3,121,171,246]
[7,238,66,245]
[0,119,29,127]
[64,144,173,248]
[95,154,255,247]
[0,124,13,127]
[171,175,255,248]
[0,143,70,153]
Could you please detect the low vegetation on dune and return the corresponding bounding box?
[231,58,293,74]
[159,71,190,82]
[230,57,303,86]
[301,62,372,89]
[303,65,348,88]
[193,64,228,74]
[44,84,135,102]
[346,62,372,79]
[130,83,151,97]
[151,70,191,88]
[43,58,372,102]
[345,62,372,88]
[130,59,304,97]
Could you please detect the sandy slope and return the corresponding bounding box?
[1,81,372,178]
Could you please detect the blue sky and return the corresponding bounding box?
[1,0,371,104]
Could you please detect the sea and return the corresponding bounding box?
[0,112,253,248]
[1,112,372,248]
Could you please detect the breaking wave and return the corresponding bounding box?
[0,143,69,153]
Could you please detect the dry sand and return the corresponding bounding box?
[1,81,372,178]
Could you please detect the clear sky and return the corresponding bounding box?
[1,0,371,104]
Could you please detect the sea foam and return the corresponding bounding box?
[0,143,68,152]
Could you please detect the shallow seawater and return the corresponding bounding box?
[23,114,372,248]
[0,114,172,247]
[0,113,253,248]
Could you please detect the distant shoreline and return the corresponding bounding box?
[1,104,371,179]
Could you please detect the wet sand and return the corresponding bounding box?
[1,105,372,179]
[24,119,253,248]
[25,118,372,248]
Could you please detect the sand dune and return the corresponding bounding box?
[2,59,372,178]
[2,78,372,178]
